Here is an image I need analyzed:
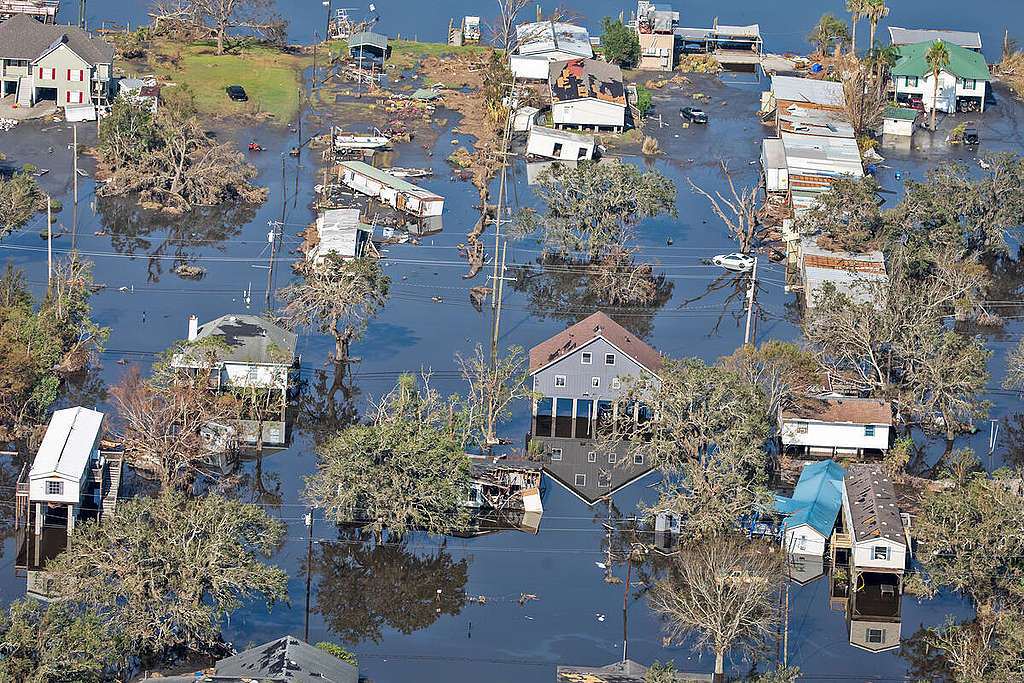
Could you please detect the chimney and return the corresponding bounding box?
[187,315,198,341]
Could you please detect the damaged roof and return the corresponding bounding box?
[548,58,626,105]
[781,398,892,426]
[0,13,114,63]
[516,20,593,58]
[178,314,297,367]
[529,311,663,374]
[214,635,358,683]
[844,464,906,546]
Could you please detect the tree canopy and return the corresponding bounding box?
[0,171,43,240]
[600,17,640,67]
[46,490,287,659]
[304,374,473,537]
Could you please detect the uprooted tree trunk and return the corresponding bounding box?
[689,161,762,252]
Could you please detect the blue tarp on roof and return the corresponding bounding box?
[773,460,846,537]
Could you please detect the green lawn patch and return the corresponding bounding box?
[144,39,311,123]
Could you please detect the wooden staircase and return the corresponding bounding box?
[101,458,122,520]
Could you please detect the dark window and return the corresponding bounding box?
[592,377,600,388]
[555,398,574,438]
[796,421,809,434]
[866,628,885,644]
[864,425,875,437]
[45,480,63,496]
[534,397,553,437]
[552,142,563,157]
[872,546,890,561]
[554,375,566,387]
[605,353,615,365]
[587,451,597,462]
[598,471,611,487]
[608,452,617,464]
[633,454,644,465]
[574,473,586,487]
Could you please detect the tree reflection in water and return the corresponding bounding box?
[96,196,257,283]
[678,270,770,338]
[509,255,674,340]
[292,359,362,448]
[312,528,468,645]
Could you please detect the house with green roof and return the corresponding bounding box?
[892,39,990,113]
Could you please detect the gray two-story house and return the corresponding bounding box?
[0,14,114,109]
[529,311,663,504]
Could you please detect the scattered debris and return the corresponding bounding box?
[175,264,206,279]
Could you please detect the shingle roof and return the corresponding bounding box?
[0,14,114,63]
[215,636,358,683]
[892,39,991,81]
[774,459,846,539]
[781,398,892,425]
[182,314,297,366]
[843,464,906,546]
[549,58,625,105]
[557,659,713,682]
[529,311,663,374]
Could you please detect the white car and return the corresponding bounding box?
[712,253,755,272]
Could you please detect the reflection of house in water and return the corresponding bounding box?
[172,314,298,447]
[527,311,662,504]
[15,407,122,598]
[847,571,902,652]
[786,552,825,585]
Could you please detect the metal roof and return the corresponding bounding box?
[710,23,761,38]
[779,105,856,138]
[771,75,846,107]
[529,124,595,144]
[844,464,906,546]
[892,39,991,81]
[888,26,982,50]
[340,160,442,199]
[781,132,863,177]
[183,314,297,366]
[215,636,358,683]
[348,31,388,51]
[0,13,114,63]
[316,208,368,259]
[761,138,786,169]
[515,20,592,58]
[774,459,847,539]
[30,407,103,481]
[883,106,920,121]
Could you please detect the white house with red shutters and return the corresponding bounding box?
[0,13,114,110]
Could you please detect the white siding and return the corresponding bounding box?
[851,538,907,572]
[894,70,986,113]
[783,525,827,557]
[526,128,594,160]
[780,419,890,452]
[221,362,290,391]
[882,117,914,136]
[552,99,625,130]
[28,472,84,504]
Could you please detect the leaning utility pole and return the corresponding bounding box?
[743,257,758,345]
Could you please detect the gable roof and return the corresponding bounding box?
[516,20,592,58]
[843,464,906,546]
[774,460,846,538]
[349,31,388,51]
[180,314,297,366]
[315,208,369,259]
[557,659,713,682]
[892,40,991,81]
[888,26,982,51]
[0,13,114,63]
[781,398,892,426]
[529,311,663,374]
[549,58,625,106]
[30,407,103,480]
[215,636,358,683]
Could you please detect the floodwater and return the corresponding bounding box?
[0,2,1021,682]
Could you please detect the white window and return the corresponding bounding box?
[605,353,615,365]
[38,67,55,80]
[866,628,885,644]
[67,69,85,81]
[587,451,597,462]
[66,90,84,104]
[554,375,566,387]
[872,545,890,561]
[581,352,592,365]
[551,448,562,461]
[612,378,621,390]
[592,377,600,388]
[608,452,617,464]
[574,473,586,487]
[633,454,643,465]
[45,480,63,496]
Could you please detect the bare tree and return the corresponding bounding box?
[648,534,782,680]
[148,0,202,35]
[838,61,887,136]
[156,0,288,55]
[486,0,534,57]
[276,256,390,362]
[456,344,534,452]
[590,246,660,306]
[689,162,763,253]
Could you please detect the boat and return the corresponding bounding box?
[384,167,432,178]
[334,129,390,150]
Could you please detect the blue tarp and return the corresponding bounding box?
[773,460,846,537]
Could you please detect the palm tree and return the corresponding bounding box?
[865,0,890,52]
[846,0,866,56]
[925,39,951,131]
[865,41,900,98]
[809,13,852,56]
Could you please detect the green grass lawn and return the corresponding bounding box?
[144,39,311,123]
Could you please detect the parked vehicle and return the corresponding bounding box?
[226,85,248,102]
[964,128,980,144]
[679,106,708,124]
[906,95,924,111]
[712,253,754,272]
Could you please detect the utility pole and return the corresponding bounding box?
[266,221,279,310]
[72,123,78,207]
[989,418,1000,472]
[621,516,637,664]
[313,31,318,85]
[324,0,332,39]
[743,257,758,345]
[46,194,52,287]
[304,508,314,641]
